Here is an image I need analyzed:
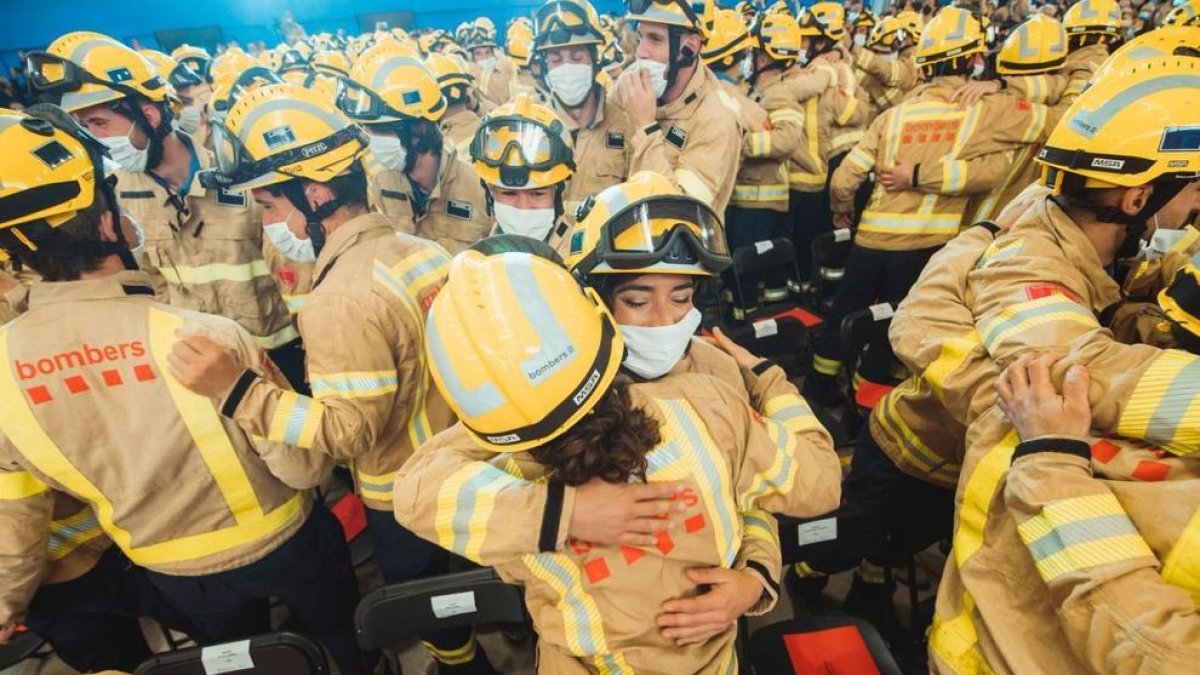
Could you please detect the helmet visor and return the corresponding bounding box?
[25,52,92,95]
[335,77,399,122]
[536,3,603,46]
[599,196,730,272]
[205,122,366,189]
[471,116,570,171]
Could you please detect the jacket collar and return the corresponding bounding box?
[26,271,157,307]
[313,212,396,278]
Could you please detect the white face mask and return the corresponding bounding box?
[369,133,408,172]
[1144,220,1192,261]
[177,105,203,134]
[633,58,669,99]
[854,33,868,48]
[125,215,146,262]
[477,56,497,72]
[546,63,594,107]
[101,125,149,172]
[263,212,316,263]
[493,201,557,241]
[797,51,811,66]
[971,62,986,79]
[619,307,702,380]
[740,54,755,82]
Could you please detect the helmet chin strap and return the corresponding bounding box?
[112,98,174,171]
[1056,180,1191,262]
[277,179,330,258]
[664,26,698,102]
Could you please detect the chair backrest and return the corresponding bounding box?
[719,313,811,364]
[777,507,886,574]
[732,237,798,276]
[0,627,45,669]
[355,568,526,650]
[811,230,853,282]
[135,632,328,675]
[839,304,894,366]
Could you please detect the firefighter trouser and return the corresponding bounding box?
[146,504,367,675]
[813,244,940,385]
[26,546,154,672]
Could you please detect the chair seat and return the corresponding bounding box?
[749,614,902,675]
[0,628,45,669]
[853,380,895,411]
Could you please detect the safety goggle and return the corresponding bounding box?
[586,195,731,273]
[535,3,604,44]
[469,115,572,172]
[25,51,164,100]
[334,77,437,122]
[176,56,211,79]
[626,0,703,26]
[210,67,283,114]
[206,120,366,189]
[168,62,205,91]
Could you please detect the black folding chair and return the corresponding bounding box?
[749,613,903,675]
[718,308,817,378]
[838,303,898,435]
[724,237,806,319]
[135,632,328,674]
[355,567,527,651]
[809,230,854,309]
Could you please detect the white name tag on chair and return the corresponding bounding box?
[796,517,838,546]
[869,303,895,321]
[834,228,852,242]
[754,240,775,254]
[201,640,254,674]
[431,591,478,619]
[753,319,779,339]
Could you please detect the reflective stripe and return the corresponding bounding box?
[427,313,503,417]
[942,159,968,194]
[830,130,863,150]
[435,463,519,561]
[1020,102,1048,144]
[355,469,395,504]
[955,429,1019,567]
[788,171,827,186]
[929,592,997,675]
[0,318,306,567]
[925,334,981,406]
[813,354,841,376]
[769,109,804,126]
[422,631,478,665]
[978,295,1098,355]
[748,130,771,157]
[1069,75,1200,139]
[645,440,691,482]
[267,390,323,448]
[732,184,789,202]
[844,146,875,172]
[0,470,49,500]
[858,211,962,236]
[1163,504,1200,603]
[251,323,299,350]
[1016,493,1154,583]
[48,508,103,561]
[738,410,801,513]
[876,386,960,488]
[522,553,615,658]
[762,393,824,434]
[1117,351,1200,455]
[975,237,1024,269]
[310,369,399,400]
[660,398,739,567]
[716,647,738,675]
[282,294,308,313]
[835,95,859,126]
[157,259,271,286]
[795,97,825,186]
[676,169,716,204]
[743,508,780,548]
[594,652,635,675]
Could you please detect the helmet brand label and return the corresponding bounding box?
[572,368,601,406]
[1090,157,1124,170]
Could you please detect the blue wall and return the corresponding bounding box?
[0,0,623,71]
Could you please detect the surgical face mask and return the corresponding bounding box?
[493,201,557,241]
[619,306,702,380]
[124,215,146,262]
[740,54,755,82]
[263,211,316,263]
[798,50,811,66]
[546,63,594,106]
[177,105,203,134]
[101,125,149,172]
[1143,219,1192,260]
[477,56,497,72]
[854,33,868,48]
[971,62,986,79]
[369,133,408,172]
[633,58,669,99]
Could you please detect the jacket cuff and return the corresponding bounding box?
[740,560,781,617]
[1012,436,1091,463]
[220,369,259,418]
[538,480,572,553]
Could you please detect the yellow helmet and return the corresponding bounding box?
[798,2,847,41]
[311,50,352,78]
[1163,0,1200,26]
[209,47,260,85]
[506,21,536,66]
[427,250,623,452]
[207,66,283,121]
[914,7,985,67]
[625,0,704,32]
[139,49,205,95]
[257,47,284,71]
[278,46,312,75]
[463,22,499,50]
[170,44,212,81]
[752,11,805,64]
[1090,25,1200,83]
[897,10,925,42]
[1159,254,1200,350]
[0,106,116,261]
[534,0,606,51]
[997,14,1068,75]
[470,94,574,189]
[868,16,908,51]
[426,53,475,104]
[340,42,446,124]
[853,9,877,30]
[736,1,757,23]
[702,9,752,69]
[26,32,171,112]
[1036,56,1200,194]
[567,171,731,279]
[1062,0,1122,39]
[476,17,498,35]
[203,82,368,193]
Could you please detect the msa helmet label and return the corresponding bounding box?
[262,125,296,150]
[486,433,521,444]
[572,368,601,406]
[1090,157,1124,170]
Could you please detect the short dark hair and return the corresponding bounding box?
[16,188,113,282]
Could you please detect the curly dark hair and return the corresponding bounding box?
[530,375,662,486]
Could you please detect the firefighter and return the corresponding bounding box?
[339,42,491,254]
[852,15,920,126]
[25,32,303,389]
[616,0,742,213]
[463,18,517,113]
[533,0,633,220]
[470,95,577,256]
[1062,0,1124,96]
[0,105,360,673]
[426,52,484,153]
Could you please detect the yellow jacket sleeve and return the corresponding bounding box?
[829,112,883,213]
[743,88,807,161]
[628,113,742,212]
[0,455,53,626]
[733,508,782,616]
[1006,445,1200,674]
[911,150,1013,197]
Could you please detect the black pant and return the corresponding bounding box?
[722,206,789,306]
[813,244,940,384]
[789,189,830,282]
[145,504,366,675]
[268,337,310,396]
[843,424,953,559]
[25,547,153,672]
